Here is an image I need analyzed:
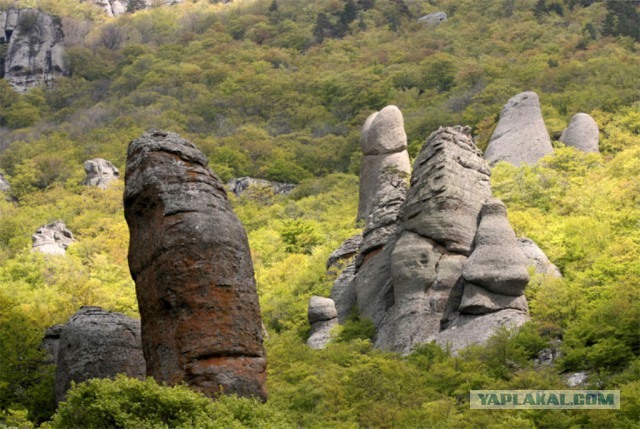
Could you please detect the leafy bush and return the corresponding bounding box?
[50,375,291,429]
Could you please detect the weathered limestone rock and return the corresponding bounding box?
[83,158,120,189]
[41,324,64,365]
[484,91,553,166]
[330,261,357,323]
[403,126,492,256]
[1,9,68,92]
[462,199,530,296]
[320,123,531,354]
[459,283,528,314]
[559,113,599,153]
[418,12,447,25]
[517,238,562,278]
[326,234,362,274]
[89,0,185,16]
[433,309,529,352]
[357,105,410,222]
[54,306,145,403]
[31,220,75,255]
[228,177,295,197]
[307,296,338,350]
[0,173,9,193]
[124,130,267,401]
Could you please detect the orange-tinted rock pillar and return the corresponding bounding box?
[124,130,267,401]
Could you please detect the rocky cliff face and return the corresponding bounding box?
[124,130,267,401]
[318,123,537,354]
[53,306,145,403]
[0,9,68,92]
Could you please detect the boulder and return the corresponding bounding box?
[462,199,530,296]
[403,126,492,255]
[1,9,68,92]
[433,309,530,351]
[306,296,338,350]
[418,12,447,25]
[517,237,562,278]
[228,177,295,197]
[31,220,75,255]
[357,106,410,222]
[83,158,120,189]
[124,130,267,401]
[54,306,145,403]
[459,282,528,314]
[559,113,599,153]
[484,91,553,166]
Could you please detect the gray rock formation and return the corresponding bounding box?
[559,113,599,153]
[228,177,295,197]
[41,324,64,365]
[124,130,267,401]
[89,0,185,16]
[566,372,588,388]
[357,105,411,222]
[31,220,75,255]
[0,173,9,193]
[83,158,120,189]
[326,234,362,274]
[418,12,447,25]
[484,91,553,166]
[462,199,530,296]
[307,296,338,350]
[1,9,68,92]
[517,237,562,278]
[321,124,531,354]
[54,306,145,403]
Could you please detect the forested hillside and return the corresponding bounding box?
[0,0,638,427]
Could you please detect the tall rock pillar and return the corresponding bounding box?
[124,130,267,401]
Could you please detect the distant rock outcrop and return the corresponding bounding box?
[54,306,145,403]
[418,12,447,25]
[559,113,599,153]
[0,173,9,193]
[31,220,75,255]
[0,9,68,92]
[484,91,553,166]
[83,158,120,189]
[357,105,411,223]
[228,177,295,197]
[306,296,338,350]
[41,324,64,365]
[124,130,267,401]
[89,0,185,17]
[317,123,531,354]
[517,238,562,278]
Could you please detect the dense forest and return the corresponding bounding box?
[0,0,638,427]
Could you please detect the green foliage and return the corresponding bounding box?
[50,375,291,429]
[278,219,321,254]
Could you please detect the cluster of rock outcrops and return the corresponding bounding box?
[0,9,68,92]
[485,91,600,166]
[43,306,145,403]
[31,220,75,255]
[310,106,564,353]
[228,177,295,197]
[83,158,120,189]
[124,130,267,401]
